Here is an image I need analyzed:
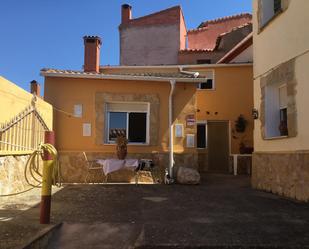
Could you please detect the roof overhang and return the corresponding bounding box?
[40,71,208,83]
[100,63,252,70]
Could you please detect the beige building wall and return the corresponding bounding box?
[253,0,309,152]
[252,0,309,201]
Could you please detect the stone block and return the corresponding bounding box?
[176,166,200,185]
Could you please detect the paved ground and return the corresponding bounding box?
[1,174,309,248]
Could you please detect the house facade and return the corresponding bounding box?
[252,0,309,201]
[119,4,252,65]
[42,35,253,183]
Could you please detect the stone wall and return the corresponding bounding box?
[58,151,198,183]
[252,151,309,202]
[95,92,160,146]
[0,155,41,196]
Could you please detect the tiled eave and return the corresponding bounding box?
[40,69,208,83]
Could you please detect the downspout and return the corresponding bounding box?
[169,79,176,180]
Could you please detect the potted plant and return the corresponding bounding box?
[116,135,128,160]
[232,130,253,154]
[235,115,248,133]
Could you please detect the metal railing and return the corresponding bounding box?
[0,96,49,155]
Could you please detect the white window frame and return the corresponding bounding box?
[197,70,215,91]
[259,0,282,29]
[105,102,150,145]
[265,83,288,139]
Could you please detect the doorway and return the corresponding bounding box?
[207,121,230,173]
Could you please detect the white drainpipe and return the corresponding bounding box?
[169,79,176,179]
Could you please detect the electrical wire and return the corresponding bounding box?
[253,48,309,80]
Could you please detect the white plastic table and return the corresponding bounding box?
[96,159,139,175]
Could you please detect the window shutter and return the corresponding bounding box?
[106,102,148,112]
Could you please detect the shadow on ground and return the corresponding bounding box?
[1,174,309,248]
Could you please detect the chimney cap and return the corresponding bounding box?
[83,35,102,45]
[122,4,132,9]
[30,80,39,85]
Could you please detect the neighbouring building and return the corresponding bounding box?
[119,5,186,66]
[119,4,252,65]
[41,35,253,183]
[252,0,309,201]
[0,77,53,195]
[179,14,252,64]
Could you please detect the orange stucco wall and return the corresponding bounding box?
[44,65,253,156]
[44,77,196,154]
[196,66,253,154]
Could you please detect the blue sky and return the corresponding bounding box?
[0,0,252,93]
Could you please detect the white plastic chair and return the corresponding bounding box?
[83,152,104,183]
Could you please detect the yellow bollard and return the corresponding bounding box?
[40,131,55,224]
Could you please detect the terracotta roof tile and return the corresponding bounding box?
[179,48,214,53]
[196,13,252,30]
[40,68,204,79]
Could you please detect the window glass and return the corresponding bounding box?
[260,0,282,28]
[279,108,288,136]
[265,83,288,138]
[197,59,211,64]
[279,85,287,108]
[129,113,147,143]
[199,79,213,89]
[197,124,206,148]
[109,112,127,141]
[274,0,282,14]
[106,102,149,143]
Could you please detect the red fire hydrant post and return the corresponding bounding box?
[40,131,55,224]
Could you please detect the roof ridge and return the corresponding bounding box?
[195,13,252,29]
[179,48,214,53]
[188,16,252,33]
[217,22,252,38]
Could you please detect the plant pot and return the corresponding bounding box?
[117,148,127,160]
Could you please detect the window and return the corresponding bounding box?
[259,0,282,28]
[198,79,213,90]
[274,0,282,13]
[197,59,211,64]
[265,84,288,138]
[106,102,149,144]
[197,123,207,148]
[197,70,215,90]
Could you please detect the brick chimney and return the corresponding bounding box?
[83,36,102,73]
[121,4,132,24]
[30,80,40,97]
